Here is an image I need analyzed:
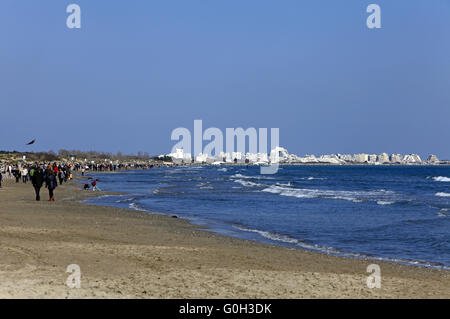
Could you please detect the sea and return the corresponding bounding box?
[85,165,450,270]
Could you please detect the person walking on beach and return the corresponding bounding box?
[46,170,57,201]
[0,171,3,188]
[57,170,64,186]
[22,167,28,183]
[13,167,21,183]
[31,167,44,201]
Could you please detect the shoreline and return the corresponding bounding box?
[88,192,450,272]
[84,169,450,272]
[0,178,449,298]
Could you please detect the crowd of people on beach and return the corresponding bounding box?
[71,162,154,174]
[0,160,160,200]
[0,163,72,201]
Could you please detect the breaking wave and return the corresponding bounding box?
[198,182,214,190]
[234,179,264,187]
[116,197,137,203]
[436,192,450,197]
[233,225,450,270]
[129,202,148,212]
[233,225,301,245]
[276,182,292,187]
[262,184,395,204]
[438,209,450,217]
[230,173,274,180]
[431,176,450,182]
[302,177,327,180]
[377,201,395,205]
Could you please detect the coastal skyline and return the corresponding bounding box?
[1,0,449,158]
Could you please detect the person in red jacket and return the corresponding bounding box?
[91,179,99,191]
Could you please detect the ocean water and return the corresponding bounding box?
[85,165,450,269]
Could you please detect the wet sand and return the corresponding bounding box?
[0,178,449,298]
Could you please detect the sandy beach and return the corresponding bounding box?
[0,177,449,299]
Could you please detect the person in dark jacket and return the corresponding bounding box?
[13,168,21,183]
[58,170,64,185]
[46,170,58,201]
[31,167,44,201]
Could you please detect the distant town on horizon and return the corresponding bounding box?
[2,148,447,166]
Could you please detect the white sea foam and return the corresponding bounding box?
[438,210,450,217]
[233,225,450,270]
[231,173,252,179]
[233,226,301,245]
[218,168,228,172]
[436,192,450,197]
[196,182,214,190]
[432,176,450,182]
[377,201,395,205]
[303,177,327,180]
[97,195,129,200]
[116,197,136,203]
[262,185,395,203]
[276,182,292,187]
[234,179,264,187]
[230,173,274,180]
[233,225,361,256]
[129,203,148,212]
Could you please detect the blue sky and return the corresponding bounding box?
[0,1,449,158]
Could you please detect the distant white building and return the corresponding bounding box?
[165,147,435,166]
[427,154,439,163]
[168,148,192,162]
[232,152,243,162]
[354,154,369,163]
[368,154,378,163]
[270,147,289,163]
[217,152,233,163]
[403,154,422,164]
[224,153,233,163]
[318,155,344,164]
[297,154,319,163]
[390,154,403,163]
[338,154,353,162]
[257,153,269,163]
[377,153,390,164]
[245,153,258,163]
[195,153,208,163]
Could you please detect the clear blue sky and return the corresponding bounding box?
[1,0,449,158]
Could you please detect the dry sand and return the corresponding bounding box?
[0,177,449,299]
